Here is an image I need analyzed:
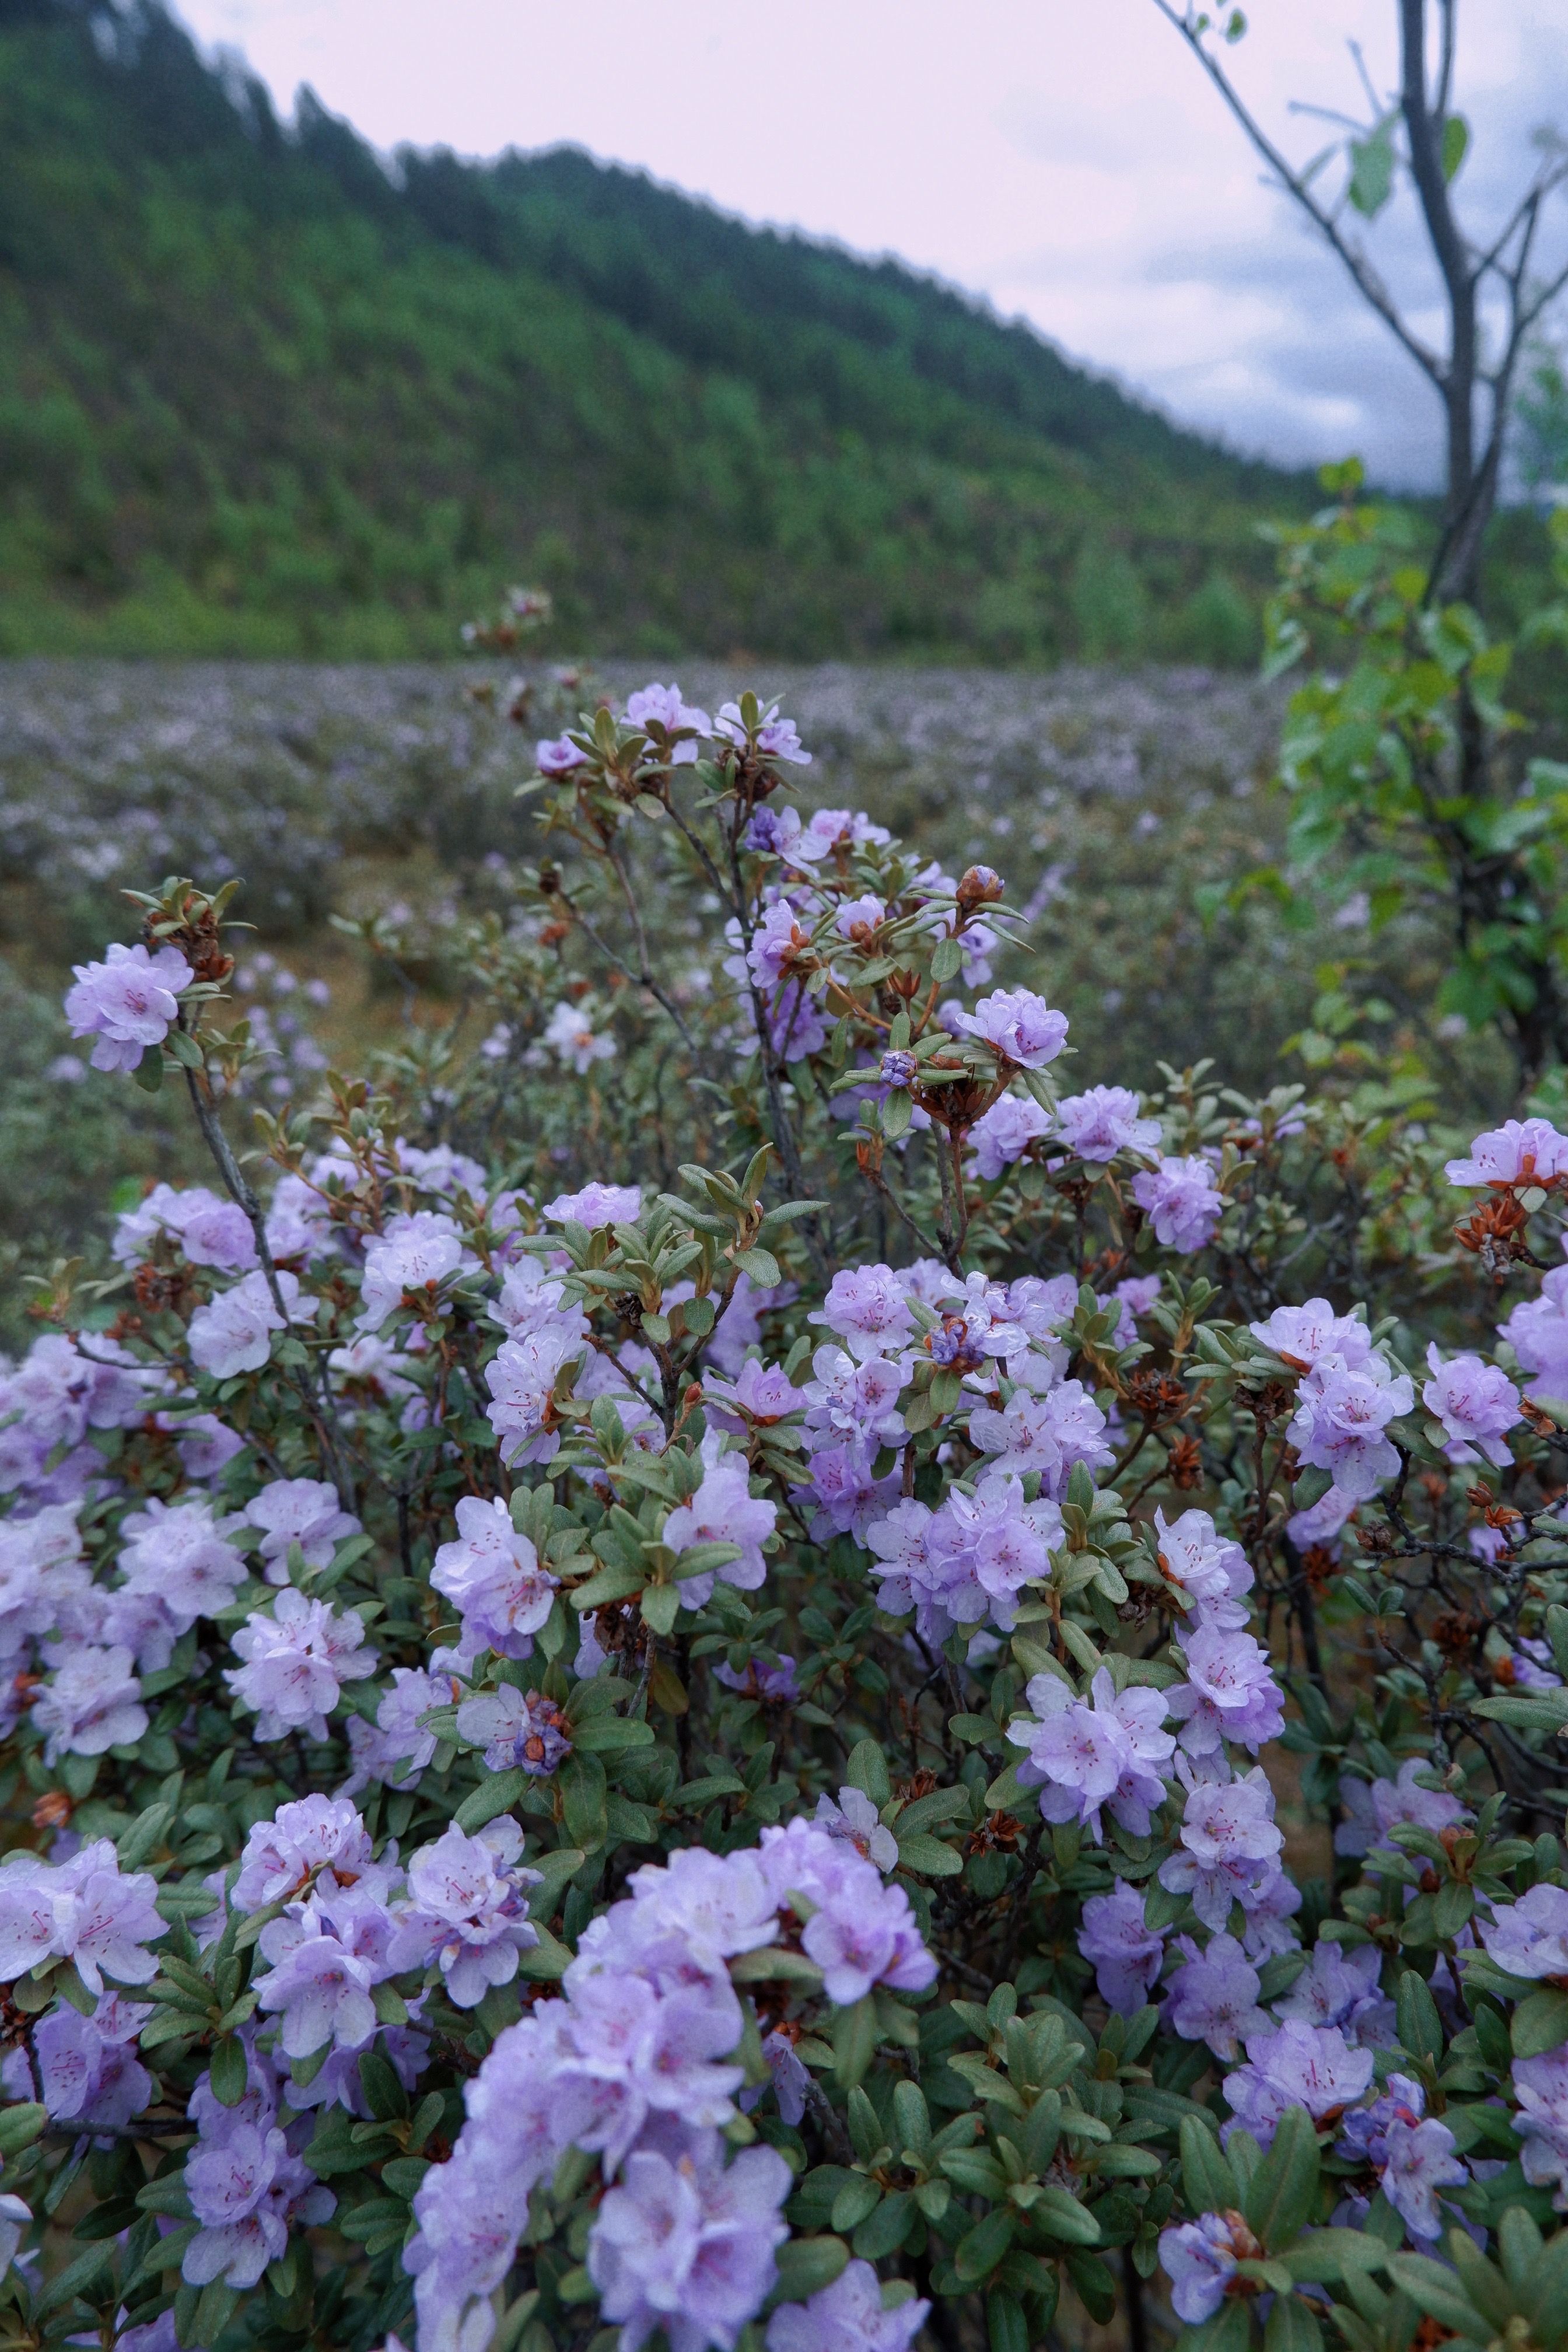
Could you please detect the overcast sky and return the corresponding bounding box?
[171,0,1568,486]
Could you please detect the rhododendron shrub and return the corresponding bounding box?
[6,690,1568,2352]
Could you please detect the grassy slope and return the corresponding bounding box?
[0,0,1312,660]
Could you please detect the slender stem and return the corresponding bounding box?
[181,1058,354,1508]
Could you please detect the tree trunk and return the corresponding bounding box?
[1399,0,1489,604]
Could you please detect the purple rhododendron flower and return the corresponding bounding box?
[1009,1667,1174,1843]
[188,1269,301,1380]
[1222,2018,1375,2146]
[1478,1881,1568,1978]
[747,902,813,993]
[626,682,712,760]
[1334,1759,1469,1859]
[715,699,812,764]
[245,1478,362,1580]
[33,1642,147,1762]
[1251,1297,1374,1371]
[1276,1941,1393,2047]
[112,1181,257,1273]
[356,1210,471,1332]
[0,1839,162,1994]
[1422,1346,1521,1466]
[1132,1156,1225,1251]
[800,1440,901,1543]
[389,1821,540,2007]
[536,736,586,775]
[1444,1117,1568,1187]
[967,1094,1052,1178]
[810,1264,915,1360]
[587,2127,792,2352]
[1168,1621,1285,1755]
[1158,2212,1248,2324]
[967,1380,1113,1495]
[542,1182,642,1227]
[1287,1356,1413,1501]
[64,941,191,1073]
[662,1460,777,1606]
[1501,1262,1568,1404]
[813,1788,899,1873]
[956,988,1069,1068]
[1054,1084,1163,1163]
[223,1588,376,1742]
[1158,1761,1284,1932]
[457,1684,573,1777]
[1339,2074,1466,2239]
[1078,1880,1164,2014]
[1152,1506,1254,1626]
[1164,1932,1266,2058]
[1513,2046,1568,2209]
[24,1992,153,2132]
[766,2258,929,2352]
[432,1494,559,1658]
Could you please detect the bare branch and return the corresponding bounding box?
[1346,38,1386,123]
[1469,158,1568,287]
[1148,0,1446,386]
[1434,0,1457,121]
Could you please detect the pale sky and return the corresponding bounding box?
[170,0,1568,485]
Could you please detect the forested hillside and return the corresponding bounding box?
[0,0,1311,657]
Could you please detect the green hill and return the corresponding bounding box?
[0,0,1310,660]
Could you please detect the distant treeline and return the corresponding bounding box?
[0,0,1546,660]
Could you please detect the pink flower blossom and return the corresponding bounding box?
[1444,1116,1568,1188]
[1132,1155,1224,1251]
[64,941,191,1074]
[543,1182,642,1227]
[956,988,1069,1068]
[187,1269,301,1380]
[1422,1345,1521,1466]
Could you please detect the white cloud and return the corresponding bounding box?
[171,0,1568,485]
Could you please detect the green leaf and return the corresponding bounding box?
[455,1770,526,1832]
[833,1992,879,2090]
[1441,114,1469,181]
[1283,2230,1391,2285]
[734,1246,782,1289]
[1349,117,1396,218]
[35,2242,117,2320]
[895,1831,963,1876]
[209,2032,249,2108]
[0,2102,46,2159]
[516,1926,573,1980]
[639,1583,682,1637]
[1064,2248,1117,2325]
[845,1738,891,1807]
[132,1049,164,1093]
[1512,1987,1568,2060]
[830,2176,881,2234]
[1386,2253,1488,2336]
[1030,2185,1102,2245]
[772,2236,849,2302]
[931,935,963,982]
[1244,2104,1320,2250]
[559,1752,609,1850]
[569,1716,654,1754]
[1265,2296,1324,2352]
[1396,1970,1444,2063]
[117,1801,174,1871]
[1181,2115,1238,2215]
[987,2287,1030,2352]
[956,2206,1016,2284]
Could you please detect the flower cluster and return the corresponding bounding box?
[10,721,1568,2352]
